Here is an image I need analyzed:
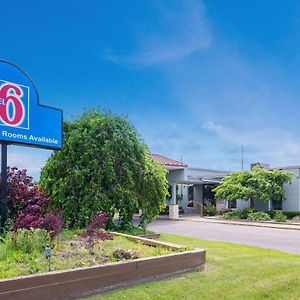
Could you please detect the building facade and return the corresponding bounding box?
[150,154,229,218]
[151,154,300,219]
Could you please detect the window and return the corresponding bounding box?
[228,200,237,209]
[203,184,217,206]
[187,185,194,207]
[272,199,282,210]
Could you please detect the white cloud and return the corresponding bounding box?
[202,121,300,168]
[104,0,211,67]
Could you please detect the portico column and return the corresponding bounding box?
[171,183,176,204]
[169,183,179,219]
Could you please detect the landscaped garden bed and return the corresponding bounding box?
[0,229,205,300]
[221,209,300,223]
[0,230,176,279]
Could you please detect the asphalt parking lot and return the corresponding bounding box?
[149,219,300,254]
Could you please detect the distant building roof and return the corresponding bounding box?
[150,154,187,169]
[271,165,300,170]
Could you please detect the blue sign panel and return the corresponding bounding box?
[0,60,62,149]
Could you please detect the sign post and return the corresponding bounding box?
[1,143,7,227]
[0,59,63,227]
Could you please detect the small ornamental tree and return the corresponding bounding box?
[6,167,34,221]
[213,166,292,204]
[40,109,168,229]
[3,167,63,238]
[82,212,113,254]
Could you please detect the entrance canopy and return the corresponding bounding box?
[150,154,229,184]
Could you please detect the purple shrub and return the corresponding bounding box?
[6,167,34,220]
[43,213,64,238]
[5,167,63,238]
[82,212,113,252]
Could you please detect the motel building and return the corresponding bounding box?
[150,154,300,219]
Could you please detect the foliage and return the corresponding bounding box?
[219,208,231,215]
[112,248,140,260]
[42,213,64,238]
[282,211,300,219]
[223,208,260,220]
[243,207,255,215]
[6,228,50,254]
[0,232,174,279]
[111,225,154,235]
[40,109,168,228]
[2,167,63,238]
[82,212,113,254]
[6,167,34,221]
[247,212,271,221]
[13,190,63,238]
[203,204,217,216]
[214,166,292,203]
[82,212,112,240]
[223,211,243,220]
[274,211,287,222]
[138,155,168,230]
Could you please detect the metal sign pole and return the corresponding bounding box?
[1,143,7,227]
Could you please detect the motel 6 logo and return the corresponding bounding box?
[0,80,29,129]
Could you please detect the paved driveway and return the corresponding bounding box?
[148,219,300,254]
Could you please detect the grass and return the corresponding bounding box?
[0,230,174,279]
[86,233,300,300]
[111,227,154,236]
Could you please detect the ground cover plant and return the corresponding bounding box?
[203,204,217,216]
[274,211,288,222]
[88,234,300,300]
[247,211,271,221]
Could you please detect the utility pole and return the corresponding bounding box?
[241,145,244,171]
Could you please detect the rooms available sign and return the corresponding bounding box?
[0,60,62,149]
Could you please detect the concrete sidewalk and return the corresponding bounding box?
[158,214,300,231]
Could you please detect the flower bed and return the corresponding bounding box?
[0,230,176,279]
[0,232,206,300]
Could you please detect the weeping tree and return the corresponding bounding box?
[40,109,168,228]
[213,166,292,205]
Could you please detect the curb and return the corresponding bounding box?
[157,216,300,231]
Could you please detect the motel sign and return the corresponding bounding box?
[0,59,63,226]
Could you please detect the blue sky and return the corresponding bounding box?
[2,0,300,178]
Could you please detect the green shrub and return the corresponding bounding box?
[238,208,257,219]
[266,210,276,219]
[282,211,300,219]
[223,211,242,220]
[274,211,287,222]
[247,212,271,221]
[6,228,50,254]
[204,205,217,216]
[219,208,231,215]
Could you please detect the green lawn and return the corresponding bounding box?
[87,234,300,300]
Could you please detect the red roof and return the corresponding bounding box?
[150,154,187,168]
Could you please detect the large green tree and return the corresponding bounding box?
[40,109,168,228]
[213,166,292,203]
